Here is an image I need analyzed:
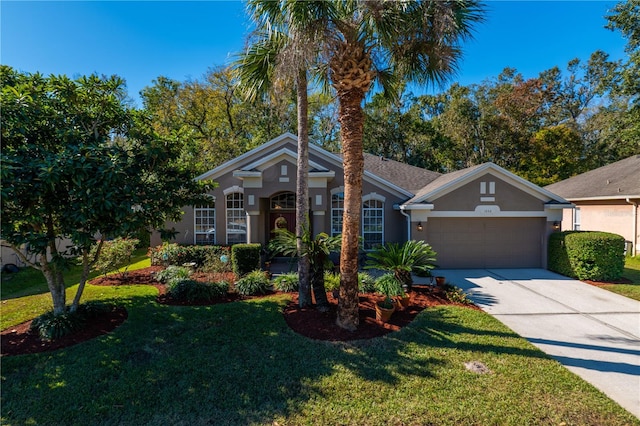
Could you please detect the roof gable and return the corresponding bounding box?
[405,162,569,205]
[195,133,414,198]
[544,155,640,200]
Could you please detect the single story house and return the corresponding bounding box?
[545,155,640,256]
[153,133,571,269]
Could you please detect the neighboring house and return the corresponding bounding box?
[545,155,640,256]
[154,133,571,269]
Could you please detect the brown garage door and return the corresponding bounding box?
[425,217,544,268]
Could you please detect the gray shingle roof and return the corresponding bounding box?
[362,153,441,194]
[544,155,640,199]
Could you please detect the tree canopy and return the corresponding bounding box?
[1,66,212,314]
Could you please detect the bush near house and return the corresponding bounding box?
[549,231,626,281]
[231,244,262,277]
[149,243,231,269]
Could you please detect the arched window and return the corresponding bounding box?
[194,199,215,245]
[331,191,344,237]
[226,192,247,244]
[362,195,384,250]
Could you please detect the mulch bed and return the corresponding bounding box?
[1,305,127,357]
[0,266,483,356]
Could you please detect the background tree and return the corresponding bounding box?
[0,66,212,316]
[141,67,295,176]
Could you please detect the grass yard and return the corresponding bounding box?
[1,260,638,425]
[600,256,640,301]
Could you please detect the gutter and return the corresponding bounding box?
[396,204,412,241]
[626,198,638,256]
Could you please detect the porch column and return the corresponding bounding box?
[246,211,260,244]
[312,211,326,236]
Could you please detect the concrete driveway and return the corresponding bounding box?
[433,268,640,418]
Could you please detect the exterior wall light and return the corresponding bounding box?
[552,221,561,231]
[416,222,423,232]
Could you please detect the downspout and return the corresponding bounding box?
[626,198,638,256]
[399,205,411,241]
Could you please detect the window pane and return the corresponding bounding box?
[194,203,215,245]
[227,193,247,244]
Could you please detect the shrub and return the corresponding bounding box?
[443,283,473,305]
[549,231,625,281]
[365,240,437,287]
[149,244,230,269]
[29,302,114,341]
[155,265,191,283]
[272,273,299,292]
[375,273,404,308]
[231,244,262,277]
[324,271,341,291]
[202,246,232,273]
[166,279,229,303]
[234,270,271,295]
[358,272,377,293]
[89,238,139,278]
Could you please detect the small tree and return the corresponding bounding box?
[365,240,437,290]
[1,66,213,315]
[88,238,139,279]
[268,227,341,310]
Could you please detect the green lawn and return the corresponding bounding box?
[600,256,640,301]
[1,259,638,425]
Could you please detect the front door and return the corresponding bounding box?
[269,212,296,234]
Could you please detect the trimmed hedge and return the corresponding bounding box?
[149,244,230,268]
[548,231,625,281]
[231,244,261,277]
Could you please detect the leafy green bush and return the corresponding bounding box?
[89,238,139,278]
[365,240,437,287]
[375,273,404,308]
[324,271,341,291]
[272,273,299,292]
[231,244,262,277]
[549,231,625,280]
[442,283,473,305]
[149,243,230,269]
[155,265,191,283]
[202,246,232,273]
[234,270,271,295]
[166,279,229,303]
[358,272,377,293]
[29,302,115,341]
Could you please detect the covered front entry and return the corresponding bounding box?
[425,217,544,268]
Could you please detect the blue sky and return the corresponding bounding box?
[1,1,627,107]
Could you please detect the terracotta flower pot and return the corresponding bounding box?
[375,301,395,322]
[435,276,446,287]
[395,295,410,310]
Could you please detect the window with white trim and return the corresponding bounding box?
[226,192,247,244]
[573,207,581,231]
[331,192,344,236]
[362,198,384,250]
[194,203,215,245]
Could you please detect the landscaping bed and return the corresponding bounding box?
[1,267,477,356]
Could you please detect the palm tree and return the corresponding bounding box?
[236,1,332,308]
[325,1,484,331]
[240,1,484,330]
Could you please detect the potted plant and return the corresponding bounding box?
[374,273,404,322]
[396,291,410,310]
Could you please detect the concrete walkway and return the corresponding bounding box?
[431,268,640,418]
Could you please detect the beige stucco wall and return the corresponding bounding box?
[560,199,639,256]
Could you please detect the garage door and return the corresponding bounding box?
[425,217,544,268]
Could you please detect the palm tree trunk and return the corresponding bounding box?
[296,69,312,308]
[336,89,365,331]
